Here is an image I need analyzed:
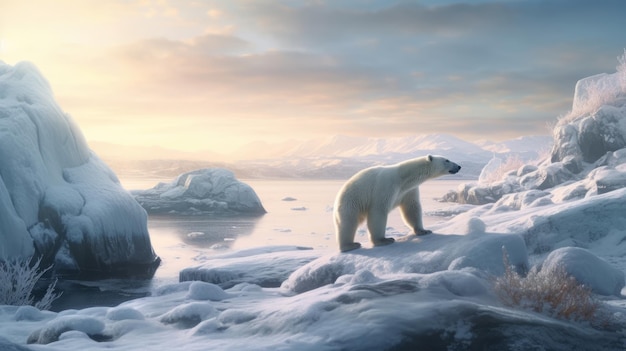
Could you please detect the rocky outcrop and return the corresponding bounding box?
[446,66,626,206]
[0,61,159,278]
[132,168,266,216]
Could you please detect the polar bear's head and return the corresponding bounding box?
[428,155,461,175]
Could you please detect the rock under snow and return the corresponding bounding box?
[180,246,318,288]
[0,61,159,278]
[132,168,266,216]
[282,233,528,294]
[541,247,625,296]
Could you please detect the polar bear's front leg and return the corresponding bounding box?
[400,189,432,236]
[367,208,395,246]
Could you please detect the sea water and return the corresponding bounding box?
[52,178,465,310]
[135,178,466,282]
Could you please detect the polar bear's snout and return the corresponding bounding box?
[449,164,461,174]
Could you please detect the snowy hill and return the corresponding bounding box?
[0,61,159,278]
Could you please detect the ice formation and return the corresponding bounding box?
[0,61,159,277]
[132,168,266,215]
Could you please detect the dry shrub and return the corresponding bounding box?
[494,248,600,324]
[0,257,61,310]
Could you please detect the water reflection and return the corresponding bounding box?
[148,214,263,249]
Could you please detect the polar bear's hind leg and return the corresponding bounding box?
[336,207,365,252]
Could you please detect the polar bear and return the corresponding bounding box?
[334,155,461,252]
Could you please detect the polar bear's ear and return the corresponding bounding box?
[428,155,433,162]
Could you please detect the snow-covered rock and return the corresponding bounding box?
[132,168,266,215]
[447,62,626,206]
[282,233,528,294]
[180,246,318,288]
[2,233,623,350]
[541,247,624,296]
[0,61,159,277]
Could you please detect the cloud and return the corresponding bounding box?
[5,0,626,152]
[244,1,512,44]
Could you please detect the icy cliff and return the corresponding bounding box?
[0,61,159,278]
[132,168,266,216]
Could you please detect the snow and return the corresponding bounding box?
[0,61,159,277]
[131,168,266,215]
[542,247,625,296]
[3,59,626,349]
[180,246,319,288]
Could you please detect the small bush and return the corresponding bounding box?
[0,257,61,310]
[494,248,599,323]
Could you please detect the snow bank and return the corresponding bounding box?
[0,61,159,277]
[282,232,528,294]
[180,246,319,288]
[132,168,266,215]
[1,237,623,350]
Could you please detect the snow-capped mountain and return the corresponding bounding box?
[103,134,552,180]
[233,133,493,161]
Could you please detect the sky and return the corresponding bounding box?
[1,0,625,158]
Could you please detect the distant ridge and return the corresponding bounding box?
[95,134,553,181]
[232,134,504,161]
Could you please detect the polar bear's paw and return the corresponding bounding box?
[415,229,432,236]
[373,237,395,247]
[340,242,362,252]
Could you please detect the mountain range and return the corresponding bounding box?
[93,134,553,180]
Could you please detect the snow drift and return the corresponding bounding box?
[131,168,266,215]
[0,61,159,278]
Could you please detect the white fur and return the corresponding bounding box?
[334,155,461,252]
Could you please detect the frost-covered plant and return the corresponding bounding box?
[618,48,626,93]
[560,79,617,125]
[480,154,525,184]
[0,257,61,310]
[559,49,626,125]
[494,248,599,324]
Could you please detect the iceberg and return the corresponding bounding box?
[132,168,266,216]
[0,61,159,278]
